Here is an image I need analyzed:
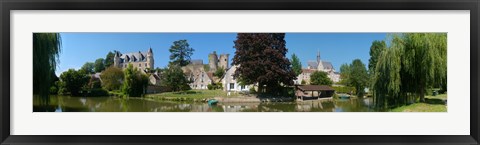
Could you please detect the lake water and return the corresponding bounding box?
[33,96,377,112]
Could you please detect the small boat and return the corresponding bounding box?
[338,94,351,99]
[207,99,219,106]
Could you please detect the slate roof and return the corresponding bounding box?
[296,85,334,91]
[118,51,148,63]
[307,61,318,69]
[322,61,333,70]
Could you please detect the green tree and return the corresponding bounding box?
[214,67,225,78]
[368,40,386,73]
[94,58,105,73]
[169,40,195,66]
[310,71,333,86]
[400,33,447,102]
[371,33,447,108]
[59,69,90,96]
[291,53,302,76]
[339,63,351,85]
[104,51,115,68]
[122,64,149,97]
[372,47,402,109]
[368,40,386,98]
[232,33,296,94]
[162,64,191,92]
[49,73,60,95]
[349,59,368,97]
[81,62,95,74]
[33,33,62,105]
[100,66,124,91]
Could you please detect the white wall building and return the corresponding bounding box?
[187,69,213,90]
[221,65,251,92]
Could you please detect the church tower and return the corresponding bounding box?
[147,47,154,70]
[317,50,321,63]
[317,50,324,71]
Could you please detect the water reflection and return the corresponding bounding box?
[33,96,377,112]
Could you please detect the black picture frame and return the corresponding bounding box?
[1,0,479,144]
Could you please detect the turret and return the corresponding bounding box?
[113,50,121,68]
[219,54,229,70]
[147,47,154,70]
[208,51,218,72]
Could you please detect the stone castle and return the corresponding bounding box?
[181,51,229,89]
[113,48,154,72]
[208,51,229,72]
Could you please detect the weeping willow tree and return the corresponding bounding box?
[372,38,402,109]
[33,33,62,106]
[401,33,447,102]
[371,33,447,109]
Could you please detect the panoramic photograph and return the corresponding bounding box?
[33,33,447,112]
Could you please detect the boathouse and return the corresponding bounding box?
[295,85,335,100]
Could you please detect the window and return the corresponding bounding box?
[241,85,245,90]
[139,64,141,67]
[201,85,203,89]
[230,83,235,90]
[145,63,147,67]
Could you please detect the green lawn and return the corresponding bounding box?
[390,94,447,112]
[427,93,447,100]
[390,103,446,112]
[146,89,243,101]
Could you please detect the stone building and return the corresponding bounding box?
[221,65,251,92]
[113,48,154,73]
[187,70,214,90]
[303,50,341,84]
[182,51,230,90]
[149,73,161,86]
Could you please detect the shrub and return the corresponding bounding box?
[49,86,58,95]
[249,87,256,93]
[301,80,306,85]
[207,83,223,90]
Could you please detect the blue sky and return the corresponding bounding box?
[56,33,387,76]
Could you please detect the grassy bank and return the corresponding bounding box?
[146,90,244,102]
[390,94,447,112]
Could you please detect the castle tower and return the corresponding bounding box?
[113,50,121,68]
[208,51,219,72]
[147,47,154,70]
[218,54,229,70]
